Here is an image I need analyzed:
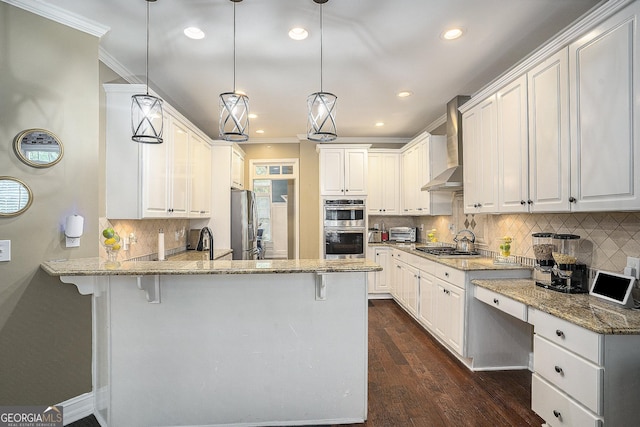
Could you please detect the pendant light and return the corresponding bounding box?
[131,0,164,144]
[307,0,337,142]
[219,0,249,142]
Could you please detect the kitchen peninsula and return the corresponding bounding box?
[42,258,381,427]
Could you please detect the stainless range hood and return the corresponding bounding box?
[422,95,470,192]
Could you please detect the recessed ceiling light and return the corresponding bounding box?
[375,122,385,127]
[288,27,309,40]
[256,129,265,134]
[397,91,413,98]
[442,27,464,40]
[184,27,205,40]
[248,113,258,119]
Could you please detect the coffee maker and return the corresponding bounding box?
[547,234,588,293]
[532,232,554,287]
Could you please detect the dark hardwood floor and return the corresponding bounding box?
[68,299,543,427]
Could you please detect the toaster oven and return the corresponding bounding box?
[389,227,417,242]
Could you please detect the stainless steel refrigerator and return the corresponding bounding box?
[231,189,258,260]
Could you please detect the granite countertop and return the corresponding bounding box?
[41,257,382,276]
[370,242,531,272]
[472,278,640,334]
[167,249,232,261]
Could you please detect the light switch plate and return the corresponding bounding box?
[0,240,11,262]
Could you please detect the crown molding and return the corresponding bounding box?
[423,113,447,135]
[459,0,633,113]
[295,134,410,144]
[99,47,141,84]
[2,0,110,37]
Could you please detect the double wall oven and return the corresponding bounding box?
[323,199,365,259]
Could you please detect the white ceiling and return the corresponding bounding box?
[31,0,602,141]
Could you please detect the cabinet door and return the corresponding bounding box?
[142,119,170,218]
[231,146,245,190]
[446,283,465,355]
[344,149,368,195]
[189,135,211,217]
[528,49,571,212]
[434,281,449,340]
[366,245,377,293]
[569,3,640,211]
[415,141,430,214]
[391,256,402,300]
[170,119,190,217]
[404,264,419,316]
[463,97,497,213]
[319,148,345,196]
[497,75,529,213]
[381,153,400,214]
[418,271,436,330]
[375,248,391,292]
[477,96,498,212]
[401,145,418,214]
[367,153,383,213]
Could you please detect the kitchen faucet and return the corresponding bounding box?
[198,227,214,260]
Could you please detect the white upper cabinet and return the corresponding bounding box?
[527,49,571,212]
[463,96,498,213]
[318,146,368,196]
[104,84,212,219]
[569,1,640,211]
[189,134,212,218]
[368,151,400,214]
[231,144,245,190]
[401,134,451,216]
[497,75,529,213]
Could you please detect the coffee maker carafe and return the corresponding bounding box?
[549,234,588,293]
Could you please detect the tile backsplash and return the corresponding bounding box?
[373,195,640,274]
[99,217,190,261]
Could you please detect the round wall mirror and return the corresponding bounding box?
[14,128,63,168]
[0,176,34,217]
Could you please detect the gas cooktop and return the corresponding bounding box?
[414,246,480,258]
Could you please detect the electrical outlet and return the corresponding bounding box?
[0,240,11,262]
[420,224,424,232]
[448,223,456,234]
[627,256,640,280]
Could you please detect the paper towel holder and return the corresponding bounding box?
[65,214,84,248]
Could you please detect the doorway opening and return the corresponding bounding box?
[249,159,299,259]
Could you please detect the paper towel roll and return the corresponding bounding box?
[65,215,84,238]
[158,229,165,261]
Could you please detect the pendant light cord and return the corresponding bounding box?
[319,3,324,92]
[145,0,150,95]
[233,1,237,93]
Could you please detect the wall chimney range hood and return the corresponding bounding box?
[422,95,470,192]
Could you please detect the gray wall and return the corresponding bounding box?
[0,4,99,404]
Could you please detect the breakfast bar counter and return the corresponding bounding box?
[43,258,380,427]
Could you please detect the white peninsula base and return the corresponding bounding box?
[64,271,369,427]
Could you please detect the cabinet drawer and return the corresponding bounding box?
[475,286,527,322]
[529,308,602,364]
[534,335,603,414]
[435,264,465,287]
[532,373,602,427]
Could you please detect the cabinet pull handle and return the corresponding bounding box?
[493,298,499,304]
[554,365,563,375]
[555,329,564,338]
[553,410,561,419]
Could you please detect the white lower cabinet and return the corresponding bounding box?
[417,269,436,330]
[367,246,391,294]
[529,308,640,426]
[434,278,465,354]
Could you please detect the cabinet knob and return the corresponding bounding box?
[527,200,533,205]
[493,298,499,305]
[554,365,564,375]
[477,203,482,207]
[520,200,526,205]
[444,272,449,278]
[553,410,561,419]
[345,189,349,192]
[473,203,478,208]
[569,196,576,203]
[417,208,422,211]
[555,329,565,338]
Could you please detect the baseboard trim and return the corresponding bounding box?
[58,392,94,425]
